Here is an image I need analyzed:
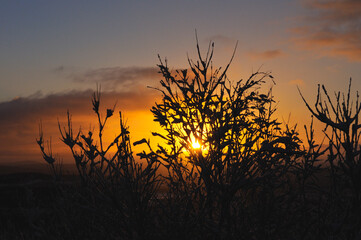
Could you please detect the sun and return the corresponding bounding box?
[191,139,201,149]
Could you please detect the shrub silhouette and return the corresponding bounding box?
[299,79,361,235]
[134,40,306,238]
[37,88,161,239]
[30,40,361,239]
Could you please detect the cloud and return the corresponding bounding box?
[53,65,65,74]
[69,66,160,91]
[288,79,305,86]
[203,34,237,53]
[248,49,284,60]
[205,34,236,46]
[0,87,159,164]
[0,88,158,126]
[306,0,361,23]
[292,0,361,61]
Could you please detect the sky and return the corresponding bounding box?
[1,0,361,165]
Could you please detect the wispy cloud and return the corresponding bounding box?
[248,49,284,60]
[292,0,361,61]
[72,66,158,84]
[205,34,235,46]
[204,34,237,53]
[288,79,305,86]
[54,66,160,91]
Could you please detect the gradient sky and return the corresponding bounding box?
[1,0,361,164]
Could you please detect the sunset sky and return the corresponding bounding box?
[1,0,361,165]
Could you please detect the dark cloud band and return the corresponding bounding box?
[0,88,159,164]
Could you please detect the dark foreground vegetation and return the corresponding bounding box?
[2,42,361,239]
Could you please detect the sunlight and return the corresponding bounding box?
[189,135,209,155]
[191,139,201,149]
[181,134,207,158]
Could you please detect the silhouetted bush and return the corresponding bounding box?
[20,40,361,239]
[300,79,361,237]
[134,40,305,239]
[37,88,161,239]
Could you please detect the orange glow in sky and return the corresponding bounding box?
[1,0,361,168]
